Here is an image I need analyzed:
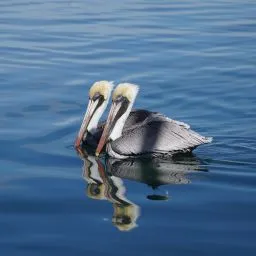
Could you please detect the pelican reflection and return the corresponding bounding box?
[77,149,207,231]
[79,148,139,231]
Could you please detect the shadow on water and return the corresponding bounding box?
[76,147,208,232]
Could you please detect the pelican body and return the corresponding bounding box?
[96,83,212,159]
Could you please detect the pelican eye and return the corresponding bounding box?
[113,95,129,103]
[92,92,104,101]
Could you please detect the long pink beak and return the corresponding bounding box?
[75,99,96,148]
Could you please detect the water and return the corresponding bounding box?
[1,0,256,255]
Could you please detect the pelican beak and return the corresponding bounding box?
[95,101,123,156]
[75,99,99,148]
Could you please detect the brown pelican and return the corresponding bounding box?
[75,81,159,149]
[75,81,114,148]
[96,83,212,159]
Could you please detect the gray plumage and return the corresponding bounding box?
[107,112,212,159]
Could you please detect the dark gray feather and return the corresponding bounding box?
[111,116,212,157]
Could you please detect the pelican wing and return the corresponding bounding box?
[123,109,153,130]
[111,118,212,157]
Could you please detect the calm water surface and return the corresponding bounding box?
[1,0,256,255]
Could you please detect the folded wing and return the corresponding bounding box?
[111,118,212,156]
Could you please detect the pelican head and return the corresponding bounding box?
[75,81,114,147]
[95,83,139,156]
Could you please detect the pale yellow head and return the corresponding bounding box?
[89,80,114,100]
[112,83,139,102]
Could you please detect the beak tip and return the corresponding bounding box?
[74,141,80,148]
[95,151,99,157]
[75,136,83,148]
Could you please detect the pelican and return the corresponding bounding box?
[75,81,160,148]
[96,83,212,159]
[75,81,114,148]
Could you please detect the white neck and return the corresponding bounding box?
[109,100,134,141]
[87,98,109,134]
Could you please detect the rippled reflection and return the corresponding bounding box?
[77,148,207,231]
[79,149,139,231]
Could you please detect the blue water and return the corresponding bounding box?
[1,0,256,255]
